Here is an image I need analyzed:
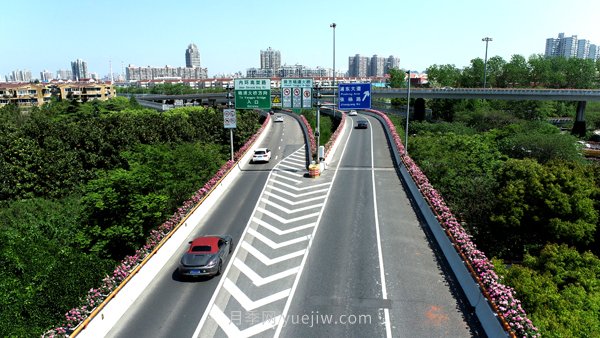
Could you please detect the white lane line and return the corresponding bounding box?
[234,258,300,286]
[263,191,326,206]
[279,146,281,150]
[241,241,305,266]
[368,118,392,338]
[253,217,315,236]
[275,155,279,160]
[261,198,324,214]
[210,305,280,338]
[274,119,355,337]
[247,228,310,249]
[223,278,290,311]
[257,207,319,224]
[266,185,329,198]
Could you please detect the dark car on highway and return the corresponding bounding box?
[356,120,368,129]
[178,235,233,278]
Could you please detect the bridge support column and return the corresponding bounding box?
[572,101,586,137]
[414,98,426,121]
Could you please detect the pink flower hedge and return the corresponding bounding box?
[366,109,539,338]
[43,113,271,337]
[299,114,317,159]
[324,110,346,159]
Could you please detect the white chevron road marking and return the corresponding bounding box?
[267,185,329,198]
[233,258,300,286]
[223,278,290,311]
[282,158,306,166]
[271,180,331,191]
[272,168,304,178]
[241,241,305,266]
[277,164,304,172]
[253,217,315,235]
[247,228,310,249]
[271,172,301,184]
[263,191,326,206]
[209,304,280,338]
[256,207,319,224]
[261,199,323,214]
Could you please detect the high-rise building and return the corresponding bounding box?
[56,69,73,81]
[577,39,590,59]
[260,47,281,70]
[348,54,369,77]
[71,59,88,80]
[5,69,32,82]
[559,35,578,58]
[185,43,201,68]
[348,54,398,77]
[543,33,597,59]
[385,55,400,72]
[40,70,53,82]
[588,44,599,60]
[370,55,386,77]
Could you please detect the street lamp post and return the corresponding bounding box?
[482,37,492,88]
[330,23,336,116]
[405,70,411,154]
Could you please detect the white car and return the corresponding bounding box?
[274,115,284,122]
[348,110,358,116]
[252,148,272,163]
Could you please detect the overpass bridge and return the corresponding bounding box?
[128,87,600,134]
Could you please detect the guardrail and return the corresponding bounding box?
[363,110,514,338]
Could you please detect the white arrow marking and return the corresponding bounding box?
[267,185,329,198]
[263,191,326,206]
[261,199,323,214]
[234,258,299,286]
[362,90,370,101]
[210,304,280,337]
[257,207,319,224]
[241,241,305,266]
[223,278,290,311]
[253,217,315,235]
[272,180,331,191]
[247,228,310,249]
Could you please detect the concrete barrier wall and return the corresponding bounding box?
[78,118,273,337]
[364,111,508,338]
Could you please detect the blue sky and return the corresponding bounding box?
[1,0,599,79]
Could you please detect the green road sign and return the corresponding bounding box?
[234,79,271,109]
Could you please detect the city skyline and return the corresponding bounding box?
[1,0,599,80]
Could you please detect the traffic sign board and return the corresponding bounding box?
[281,78,312,109]
[338,83,372,110]
[234,79,271,109]
[223,109,236,129]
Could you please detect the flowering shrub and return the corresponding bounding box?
[299,114,316,159]
[43,114,270,337]
[366,109,539,337]
[324,111,346,159]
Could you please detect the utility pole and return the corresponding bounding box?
[482,37,493,88]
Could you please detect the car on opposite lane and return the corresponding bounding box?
[356,120,368,129]
[178,235,233,278]
[252,148,272,163]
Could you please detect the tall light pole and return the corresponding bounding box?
[330,23,336,115]
[482,37,492,88]
[405,70,411,154]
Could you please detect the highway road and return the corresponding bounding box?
[106,112,482,337]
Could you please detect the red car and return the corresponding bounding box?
[178,236,233,278]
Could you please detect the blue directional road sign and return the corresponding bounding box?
[338,83,371,110]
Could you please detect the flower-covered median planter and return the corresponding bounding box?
[366,109,539,338]
[43,114,270,338]
[324,111,345,159]
[299,114,316,159]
